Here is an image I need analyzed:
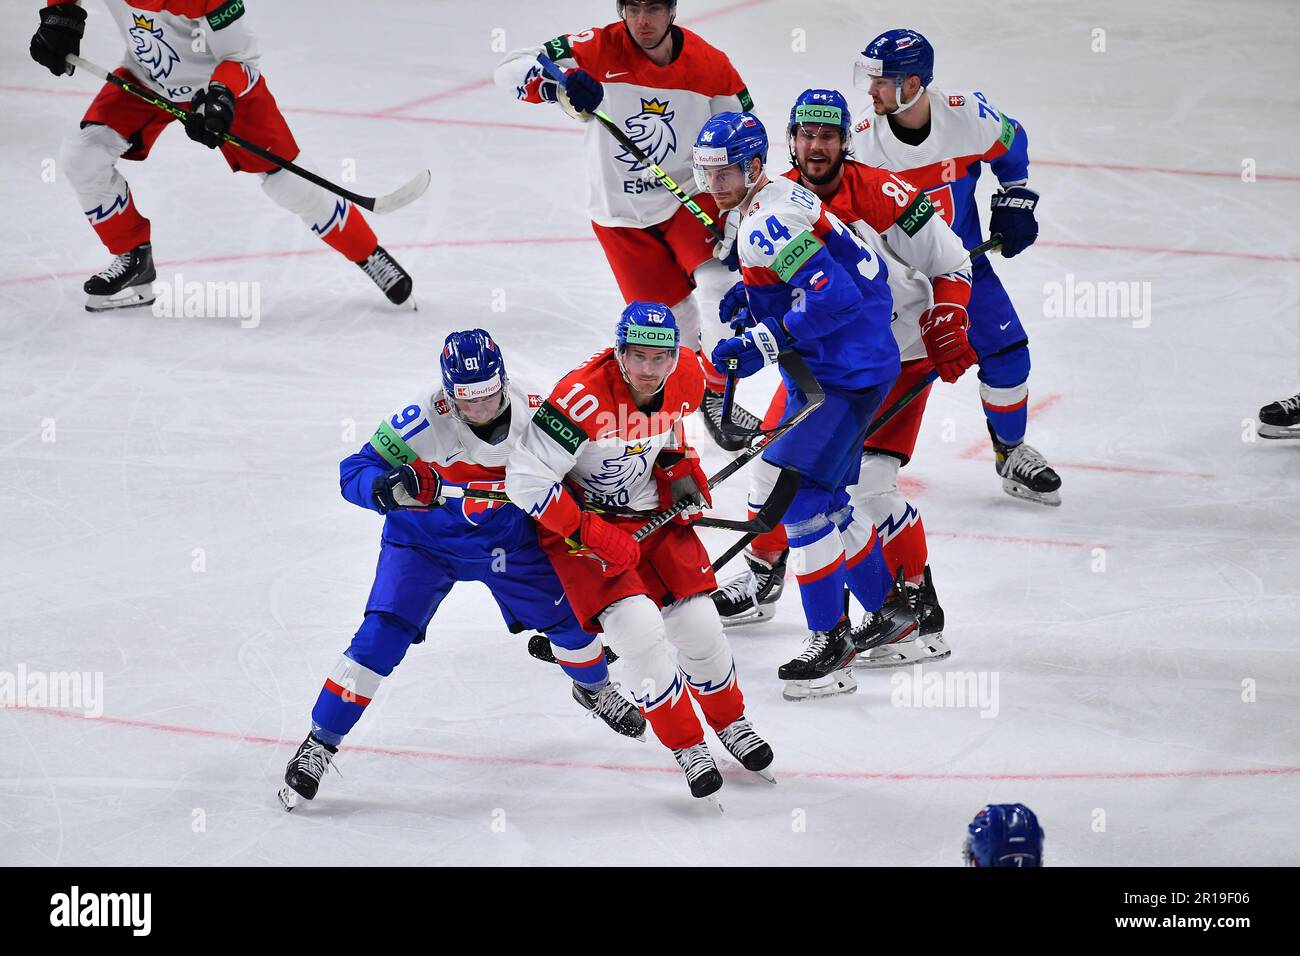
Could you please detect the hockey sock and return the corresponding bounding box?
[261,158,378,262]
[544,624,610,688]
[882,506,928,583]
[838,510,893,612]
[665,596,744,733]
[62,124,151,254]
[980,381,1029,445]
[311,652,387,745]
[787,516,849,632]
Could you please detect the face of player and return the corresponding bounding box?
[454,390,505,426]
[793,124,845,185]
[621,345,676,395]
[623,2,674,50]
[697,157,761,211]
[865,75,921,114]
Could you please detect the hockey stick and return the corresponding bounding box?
[535,53,722,240]
[65,55,431,214]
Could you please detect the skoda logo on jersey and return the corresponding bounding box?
[129,14,181,82]
[616,98,678,173]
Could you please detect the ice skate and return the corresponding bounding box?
[357,244,413,306]
[989,423,1061,506]
[855,566,951,669]
[715,715,775,782]
[84,242,156,312]
[711,549,787,627]
[278,733,337,811]
[779,618,858,701]
[1259,392,1300,439]
[572,681,646,740]
[672,740,724,807]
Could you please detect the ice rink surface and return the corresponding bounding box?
[2,0,1299,866]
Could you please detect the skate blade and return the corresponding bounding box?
[705,794,724,814]
[277,786,304,812]
[755,767,777,784]
[1000,478,1062,507]
[856,632,952,670]
[720,603,776,628]
[782,668,857,701]
[1259,424,1300,440]
[85,286,155,313]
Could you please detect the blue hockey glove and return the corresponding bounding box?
[989,186,1039,257]
[718,279,755,329]
[710,321,787,379]
[371,461,443,514]
[561,68,603,114]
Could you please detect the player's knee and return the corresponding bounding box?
[60,124,129,190]
[260,154,331,219]
[347,611,421,675]
[977,343,1031,389]
[746,455,782,511]
[662,594,723,655]
[853,453,901,499]
[598,596,665,660]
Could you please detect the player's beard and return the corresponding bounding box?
[798,150,846,187]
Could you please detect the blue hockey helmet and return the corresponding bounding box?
[963,803,1044,867]
[788,88,852,140]
[615,301,679,391]
[440,329,509,420]
[692,111,769,193]
[855,29,934,114]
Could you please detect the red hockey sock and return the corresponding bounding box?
[317,203,379,262]
[91,187,151,255]
[749,516,789,559]
[882,510,928,583]
[687,679,745,734]
[642,689,705,751]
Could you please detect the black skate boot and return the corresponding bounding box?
[527,633,619,665]
[854,566,951,669]
[672,740,724,802]
[711,549,788,627]
[357,244,413,306]
[715,715,775,781]
[84,242,156,312]
[572,681,646,740]
[1259,392,1300,439]
[778,617,858,701]
[278,733,337,811]
[700,389,762,452]
[989,423,1062,506]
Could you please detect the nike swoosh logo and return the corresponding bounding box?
[700,565,710,574]
[998,321,1012,330]
[444,450,462,463]
[553,594,566,606]
[606,71,629,79]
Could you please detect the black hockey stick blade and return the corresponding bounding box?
[66,55,430,215]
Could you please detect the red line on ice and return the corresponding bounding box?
[15,706,1299,784]
[927,531,1106,550]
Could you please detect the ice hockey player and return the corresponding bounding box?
[712,89,972,669]
[29,0,413,311]
[1258,392,1300,439]
[279,330,642,810]
[505,302,772,801]
[493,1,762,450]
[694,112,904,701]
[851,29,1061,505]
[963,803,1044,866]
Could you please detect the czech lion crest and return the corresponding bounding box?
[616,98,677,172]
[129,14,181,82]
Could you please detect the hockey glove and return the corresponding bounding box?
[371,461,444,514]
[717,279,754,330]
[573,511,640,575]
[30,2,86,77]
[711,211,741,271]
[919,303,977,383]
[653,448,713,524]
[710,320,787,379]
[541,67,602,121]
[989,186,1039,257]
[185,83,236,149]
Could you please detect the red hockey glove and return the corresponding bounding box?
[574,512,640,575]
[919,303,977,383]
[371,460,444,513]
[653,449,712,524]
